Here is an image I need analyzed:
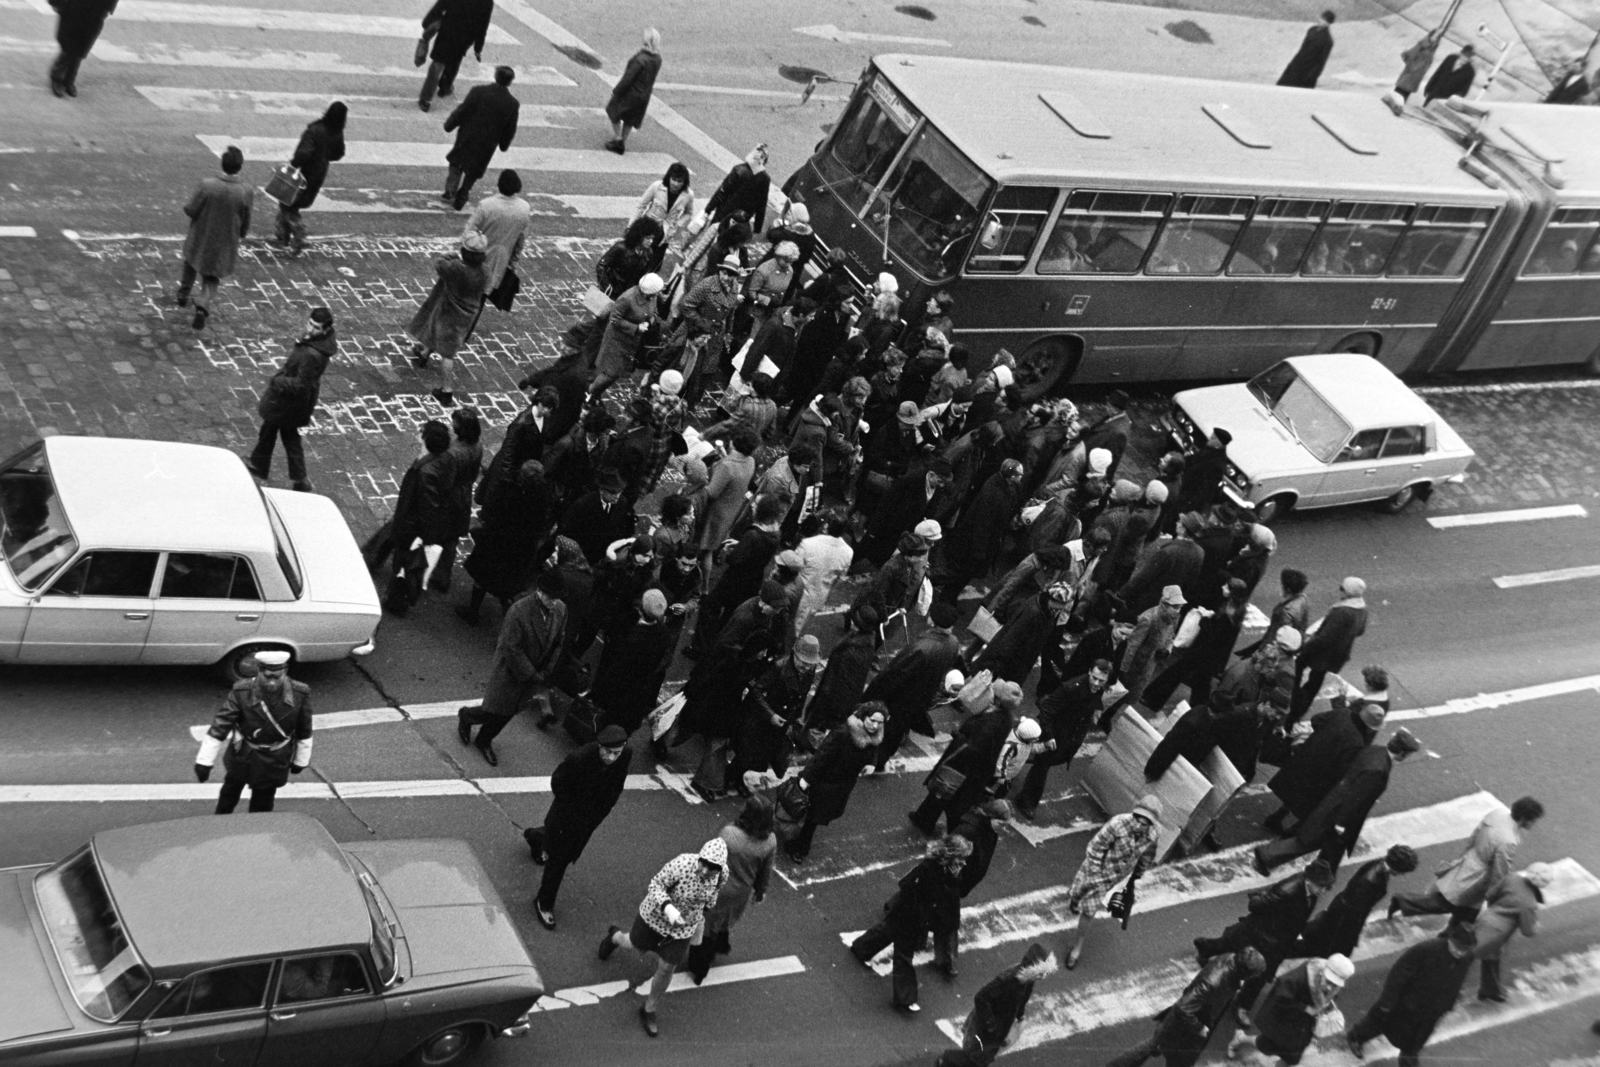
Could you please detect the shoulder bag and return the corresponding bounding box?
[488,265,520,312]
[924,742,968,801]
[264,164,307,207]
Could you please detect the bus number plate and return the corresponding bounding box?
[1066,295,1091,316]
[1371,296,1397,311]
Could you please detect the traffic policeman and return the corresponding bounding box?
[194,650,313,813]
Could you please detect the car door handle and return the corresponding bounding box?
[144,1027,172,1037]
[236,613,261,622]
[124,612,150,620]
[1364,469,1378,476]
[270,1011,297,1021]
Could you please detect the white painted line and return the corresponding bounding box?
[795,23,952,46]
[1428,504,1588,528]
[0,225,36,236]
[532,955,804,1012]
[2,772,692,803]
[401,699,477,719]
[138,87,598,126]
[0,782,335,802]
[196,135,675,175]
[982,856,1600,1055]
[80,41,574,85]
[1390,673,1600,722]
[108,1,519,42]
[335,778,479,799]
[842,791,1506,974]
[655,81,847,101]
[1414,379,1600,395]
[1494,564,1600,589]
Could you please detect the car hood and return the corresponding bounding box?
[1173,383,1319,475]
[0,869,75,1043]
[262,488,381,610]
[342,841,539,981]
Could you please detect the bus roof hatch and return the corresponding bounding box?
[1202,103,1272,149]
[1312,112,1379,156]
[1038,91,1112,140]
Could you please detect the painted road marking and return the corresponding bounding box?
[842,791,1506,974]
[106,1,520,42]
[1389,673,1600,723]
[303,191,636,219]
[139,88,601,127]
[531,955,805,1012]
[0,773,681,804]
[196,135,675,175]
[0,226,36,236]
[1493,563,1600,589]
[795,23,953,46]
[1415,379,1600,395]
[655,81,847,101]
[953,856,1600,1054]
[74,41,575,85]
[1428,504,1588,529]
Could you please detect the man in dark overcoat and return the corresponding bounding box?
[1346,923,1478,1066]
[418,0,494,112]
[48,0,117,97]
[1104,948,1266,1067]
[478,382,562,506]
[590,590,675,737]
[193,650,313,814]
[442,64,520,210]
[1012,660,1110,818]
[803,605,880,736]
[523,725,632,929]
[1289,575,1369,722]
[909,682,1025,835]
[863,602,964,772]
[1277,11,1335,88]
[457,569,569,765]
[1291,844,1419,960]
[1194,858,1335,1014]
[248,307,336,491]
[937,460,1023,605]
[861,459,953,567]
[558,468,635,566]
[1264,695,1380,835]
[176,145,253,330]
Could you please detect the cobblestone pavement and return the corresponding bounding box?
[3,228,1600,545]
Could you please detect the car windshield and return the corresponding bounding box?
[1248,362,1351,464]
[0,442,79,591]
[862,125,994,282]
[261,491,304,599]
[354,867,399,987]
[35,848,152,1022]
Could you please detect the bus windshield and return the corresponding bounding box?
[1248,362,1351,463]
[814,74,918,216]
[863,125,993,282]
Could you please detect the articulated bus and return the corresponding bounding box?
[783,55,1600,391]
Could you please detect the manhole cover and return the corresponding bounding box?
[1022,14,1045,26]
[553,43,603,69]
[895,4,936,20]
[779,64,831,84]
[1164,19,1213,45]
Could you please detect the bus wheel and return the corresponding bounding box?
[1256,494,1295,525]
[1333,332,1381,357]
[1016,338,1081,401]
[1377,483,1425,514]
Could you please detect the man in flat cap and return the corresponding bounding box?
[194,650,313,814]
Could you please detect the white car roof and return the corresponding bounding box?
[1282,354,1440,431]
[44,436,274,555]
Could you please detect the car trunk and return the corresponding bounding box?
[0,869,75,1042]
[261,489,380,610]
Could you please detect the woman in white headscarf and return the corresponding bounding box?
[605,27,662,155]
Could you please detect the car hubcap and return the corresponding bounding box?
[427,1031,467,1062]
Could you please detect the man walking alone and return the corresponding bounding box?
[442,65,520,211]
[418,0,494,113]
[48,0,118,98]
[458,568,568,765]
[176,145,253,332]
[248,307,336,492]
[523,725,632,930]
[193,650,313,814]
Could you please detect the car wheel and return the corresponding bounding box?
[1332,332,1381,357]
[217,644,291,685]
[403,1025,484,1067]
[1255,494,1295,525]
[1377,483,1423,514]
[1014,338,1081,402]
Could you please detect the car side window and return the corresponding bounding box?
[1335,429,1387,463]
[151,962,272,1017]
[276,953,371,1004]
[161,553,262,600]
[44,551,160,597]
[1380,425,1427,458]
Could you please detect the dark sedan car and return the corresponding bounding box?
[1,813,542,1067]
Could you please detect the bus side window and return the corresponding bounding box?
[1303,203,1412,278]
[1146,195,1252,275]
[1037,191,1170,274]
[968,187,1057,274]
[1523,210,1600,276]
[1388,206,1493,277]
[1227,198,1326,276]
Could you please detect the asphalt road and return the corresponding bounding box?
[3,1,1600,1065]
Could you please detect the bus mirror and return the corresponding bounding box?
[979,214,1003,251]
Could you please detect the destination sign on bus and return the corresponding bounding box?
[868,75,916,133]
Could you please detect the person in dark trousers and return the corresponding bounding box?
[938,460,1024,604]
[1229,952,1355,1065]
[1140,578,1250,712]
[864,602,964,773]
[862,459,954,568]
[193,650,312,813]
[1105,948,1266,1067]
[909,684,1029,836]
[457,460,558,623]
[589,590,675,738]
[248,307,336,491]
[937,943,1059,1067]
[1423,44,1477,104]
[545,407,619,504]
[789,703,886,862]
[1264,694,1382,835]
[703,144,772,233]
[1289,576,1369,723]
[1173,427,1232,514]
[378,419,455,615]
[430,405,483,594]
[1291,845,1419,960]
[688,493,785,657]
[687,796,777,983]
[418,0,493,112]
[850,835,971,1012]
[728,635,822,788]
[176,145,253,331]
[1391,29,1442,102]
[1278,11,1335,88]
[972,583,1069,687]
[952,798,1013,900]
[442,64,520,210]
[1116,512,1206,616]
[1194,858,1335,1016]
[604,28,662,154]
[276,102,346,255]
[457,568,568,765]
[523,724,631,929]
[1473,861,1552,1003]
[1013,660,1110,818]
[802,605,880,739]
[1345,924,1478,1067]
[48,0,117,98]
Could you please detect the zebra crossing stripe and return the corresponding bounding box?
[77,40,575,85]
[139,88,601,127]
[195,135,676,175]
[106,1,519,43]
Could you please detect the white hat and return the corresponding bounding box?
[1323,954,1355,985]
[991,364,1014,389]
[1251,524,1278,552]
[1088,448,1113,475]
[638,273,664,296]
[786,202,812,233]
[1274,628,1304,652]
[1145,480,1170,505]
[774,240,801,261]
[461,231,488,253]
[943,669,965,693]
[718,253,744,272]
[876,272,899,294]
[914,519,943,542]
[1161,584,1186,606]
[1131,794,1164,823]
[254,650,291,668]
[1521,862,1555,889]
[1341,576,1368,597]
[658,369,684,395]
[1015,718,1042,742]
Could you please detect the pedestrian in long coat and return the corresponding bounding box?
[1120,587,1183,704]
[863,603,964,772]
[687,796,777,982]
[909,689,1028,835]
[589,274,662,399]
[690,496,782,654]
[1117,516,1205,617]
[1292,845,1418,960]
[1012,662,1110,818]
[477,383,561,507]
[192,650,312,814]
[457,571,568,765]
[176,146,253,330]
[591,593,676,737]
[428,405,483,593]
[1423,46,1477,103]
[442,66,520,210]
[49,0,118,97]
[802,608,879,739]
[523,726,632,928]
[788,703,885,862]
[850,836,971,1010]
[1277,12,1335,88]
[408,231,488,406]
[1196,859,1335,1013]
[1063,796,1162,969]
[1346,925,1477,1065]
[1105,948,1266,1067]
[558,469,635,566]
[1289,576,1369,721]
[973,586,1066,687]
[632,161,695,265]
[1392,798,1545,922]
[702,144,772,233]
[275,102,346,254]
[1140,579,1249,711]
[697,431,759,555]
[728,638,821,785]
[1392,30,1442,100]
[938,461,1023,603]
[1229,954,1354,1065]
[938,943,1059,1067]
[793,514,854,635]
[418,0,493,111]
[459,460,557,621]
[1265,700,1379,832]
[248,307,336,491]
[1473,862,1552,1002]
[952,798,1012,898]
[464,169,529,296]
[605,28,662,154]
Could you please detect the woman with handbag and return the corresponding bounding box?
[587,273,662,402]
[274,102,346,255]
[786,702,886,863]
[908,683,1030,837]
[407,231,488,407]
[685,796,776,984]
[464,169,529,313]
[849,834,971,1012]
[247,307,336,491]
[1061,794,1162,969]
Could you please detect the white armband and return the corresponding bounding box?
[196,734,226,767]
[293,737,314,768]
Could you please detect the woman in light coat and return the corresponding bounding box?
[696,430,759,583]
[794,510,855,635]
[407,231,487,407]
[633,161,694,269]
[464,168,530,298]
[686,795,777,982]
[1120,586,1183,705]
